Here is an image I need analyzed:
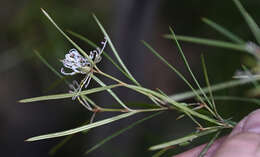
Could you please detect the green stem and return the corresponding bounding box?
[95,69,223,126]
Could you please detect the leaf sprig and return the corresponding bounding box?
[21,1,260,155]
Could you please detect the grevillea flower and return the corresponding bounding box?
[60,37,107,76]
[60,37,108,103]
[60,48,91,75]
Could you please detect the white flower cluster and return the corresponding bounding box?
[60,37,107,76]
[60,37,108,104]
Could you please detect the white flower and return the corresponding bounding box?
[60,37,108,103]
[60,37,107,76]
[61,49,91,75]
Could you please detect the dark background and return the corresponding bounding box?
[1,0,260,156]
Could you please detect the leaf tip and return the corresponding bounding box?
[201,17,207,21]
[25,138,33,142]
[92,13,97,20]
[40,8,47,15]
[140,40,146,44]
[18,99,26,103]
[148,146,156,151]
[169,26,174,33]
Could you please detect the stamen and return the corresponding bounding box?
[98,37,108,55]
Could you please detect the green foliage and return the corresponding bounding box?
[201,17,245,44]
[149,127,221,150]
[26,112,137,141]
[20,0,260,155]
[19,84,121,103]
[85,112,163,155]
[198,131,221,157]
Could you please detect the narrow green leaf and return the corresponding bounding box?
[34,49,69,92]
[212,96,260,105]
[91,75,130,110]
[185,112,203,128]
[85,112,163,154]
[170,76,260,101]
[34,50,70,87]
[126,84,222,125]
[41,9,92,62]
[199,131,221,157]
[164,35,248,53]
[149,128,220,151]
[169,27,215,116]
[49,134,74,155]
[201,54,216,110]
[19,84,121,103]
[152,148,169,157]
[92,14,140,86]
[26,112,137,141]
[142,41,201,102]
[233,0,260,44]
[80,95,101,109]
[34,50,63,80]
[142,40,202,108]
[142,40,191,85]
[179,141,191,146]
[49,120,90,155]
[156,88,168,97]
[202,18,245,44]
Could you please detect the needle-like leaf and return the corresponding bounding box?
[202,17,245,44]
[26,112,137,141]
[233,0,260,44]
[91,75,130,110]
[41,9,93,63]
[85,112,162,154]
[164,35,248,53]
[19,84,121,103]
[92,14,140,86]
[198,131,221,157]
[169,27,216,117]
[170,76,260,101]
[149,127,220,151]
